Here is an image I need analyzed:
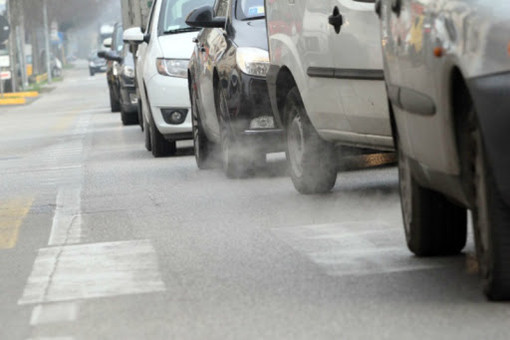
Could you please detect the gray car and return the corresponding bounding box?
[378,0,510,300]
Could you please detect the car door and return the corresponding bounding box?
[196,0,229,141]
[329,0,391,140]
[382,0,454,169]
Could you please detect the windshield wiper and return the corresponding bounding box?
[163,27,201,35]
[243,15,265,21]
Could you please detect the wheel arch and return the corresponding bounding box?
[274,66,297,127]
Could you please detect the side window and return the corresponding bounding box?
[145,0,158,34]
[214,0,229,17]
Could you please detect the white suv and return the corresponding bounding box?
[124,0,214,157]
[265,0,393,194]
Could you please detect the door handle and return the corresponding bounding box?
[391,0,402,16]
[329,7,343,34]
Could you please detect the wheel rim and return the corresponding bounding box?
[288,112,305,178]
[398,146,413,238]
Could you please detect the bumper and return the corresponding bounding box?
[469,71,510,207]
[146,74,192,138]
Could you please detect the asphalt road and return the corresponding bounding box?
[0,63,509,340]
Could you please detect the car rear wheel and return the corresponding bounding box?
[284,87,336,194]
[149,116,176,158]
[467,107,510,300]
[192,85,216,169]
[109,85,121,112]
[397,133,467,256]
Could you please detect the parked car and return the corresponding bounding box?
[124,0,214,157]
[186,0,282,177]
[265,0,393,194]
[88,50,106,76]
[377,0,510,300]
[100,23,139,125]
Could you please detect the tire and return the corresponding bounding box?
[466,106,510,300]
[137,98,144,131]
[144,119,152,151]
[216,86,252,178]
[192,85,216,169]
[149,116,176,158]
[121,106,138,126]
[109,85,121,112]
[284,87,337,194]
[90,68,95,76]
[397,135,467,256]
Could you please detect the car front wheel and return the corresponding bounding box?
[149,116,176,158]
[397,133,467,256]
[284,87,336,194]
[192,85,216,169]
[468,106,510,300]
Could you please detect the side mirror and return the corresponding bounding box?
[103,37,112,49]
[97,50,106,59]
[105,51,123,62]
[123,27,149,44]
[185,5,226,28]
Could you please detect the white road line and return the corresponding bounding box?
[47,188,82,247]
[18,240,166,305]
[30,303,78,325]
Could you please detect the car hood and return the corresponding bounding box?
[232,19,268,51]
[157,31,198,60]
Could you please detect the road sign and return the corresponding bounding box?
[0,70,11,79]
[0,15,9,42]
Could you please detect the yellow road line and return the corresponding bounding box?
[0,197,34,249]
[1,91,39,98]
[0,97,26,105]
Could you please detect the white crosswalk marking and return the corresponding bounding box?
[19,240,166,305]
[272,222,458,276]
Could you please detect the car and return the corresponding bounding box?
[88,50,106,76]
[100,23,139,125]
[186,0,283,177]
[265,0,393,194]
[377,0,510,300]
[123,0,215,157]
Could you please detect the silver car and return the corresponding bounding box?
[378,0,510,300]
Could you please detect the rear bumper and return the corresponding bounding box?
[469,71,510,207]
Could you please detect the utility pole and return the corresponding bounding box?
[42,0,51,84]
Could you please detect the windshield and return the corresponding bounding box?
[160,0,215,33]
[236,0,264,20]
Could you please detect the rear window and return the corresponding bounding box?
[236,0,265,20]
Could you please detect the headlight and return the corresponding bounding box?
[236,47,270,77]
[122,65,135,78]
[156,58,188,78]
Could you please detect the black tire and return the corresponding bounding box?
[109,86,121,112]
[466,107,510,300]
[144,118,152,151]
[121,106,138,126]
[149,116,176,158]
[89,68,95,76]
[216,86,252,178]
[398,139,467,256]
[137,98,144,131]
[284,87,337,194]
[192,85,216,169]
